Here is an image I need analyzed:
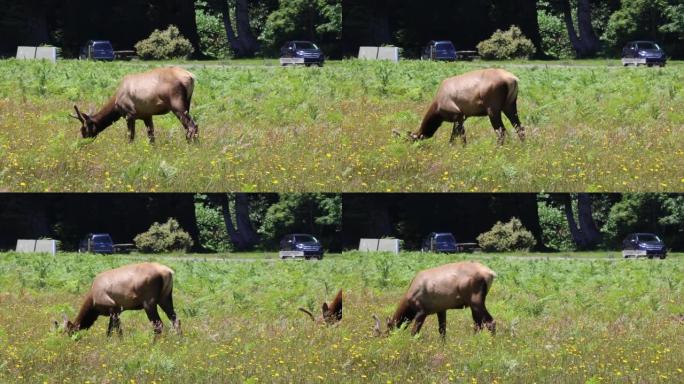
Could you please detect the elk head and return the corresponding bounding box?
[70,105,98,138]
[391,129,423,142]
[299,289,343,325]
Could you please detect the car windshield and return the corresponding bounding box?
[294,42,318,50]
[294,235,317,243]
[637,42,659,50]
[93,42,112,50]
[435,42,455,50]
[435,234,456,243]
[92,235,112,244]
[637,234,660,242]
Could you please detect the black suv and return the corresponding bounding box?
[621,41,666,67]
[280,41,324,66]
[280,234,324,259]
[622,233,667,259]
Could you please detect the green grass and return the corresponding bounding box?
[0,59,683,192]
[0,251,682,383]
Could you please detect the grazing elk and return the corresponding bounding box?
[61,262,181,337]
[71,67,198,143]
[373,262,496,338]
[398,68,524,145]
[299,289,343,325]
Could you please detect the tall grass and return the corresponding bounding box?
[0,251,682,382]
[0,59,682,192]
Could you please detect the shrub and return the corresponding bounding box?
[195,1,232,59]
[477,217,537,252]
[195,195,232,252]
[538,200,575,251]
[134,218,194,253]
[476,25,536,60]
[537,2,574,59]
[134,25,194,60]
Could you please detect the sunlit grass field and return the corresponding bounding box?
[0,251,682,383]
[0,59,682,192]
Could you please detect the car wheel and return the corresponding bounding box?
[305,255,311,260]
[659,254,666,259]
[647,254,654,259]
[317,254,323,260]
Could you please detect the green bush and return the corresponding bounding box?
[538,201,575,251]
[134,25,194,60]
[134,218,194,253]
[195,195,232,252]
[537,2,574,59]
[476,25,536,60]
[195,1,232,59]
[477,217,537,252]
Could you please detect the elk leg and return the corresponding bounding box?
[437,311,447,339]
[144,303,163,335]
[159,293,181,335]
[449,117,466,145]
[503,101,525,142]
[173,110,199,142]
[411,312,428,336]
[126,119,136,142]
[143,117,155,144]
[487,109,506,146]
[107,311,122,337]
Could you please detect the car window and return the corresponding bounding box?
[294,235,317,243]
[93,42,113,50]
[434,234,456,243]
[636,234,660,242]
[636,42,659,50]
[435,42,455,50]
[92,235,112,244]
[294,42,318,50]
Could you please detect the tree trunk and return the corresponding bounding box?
[562,194,588,249]
[234,193,259,247]
[560,0,600,58]
[217,0,243,55]
[577,193,602,247]
[234,0,259,57]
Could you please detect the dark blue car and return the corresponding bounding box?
[421,40,457,61]
[79,40,115,61]
[621,41,666,67]
[79,233,115,254]
[280,41,325,66]
[622,233,667,259]
[280,233,324,259]
[421,232,459,253]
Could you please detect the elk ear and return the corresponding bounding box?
[321,302,329,314]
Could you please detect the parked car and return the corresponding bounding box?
[280,233,324,259]
[622,233,667,259]
[421,232,459,253]
[421,40,458,61]
[279,41,324,66]
[79,40,115,61]
[78,233,115,254]
[621,41,666,67]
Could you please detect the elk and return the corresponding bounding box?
[373,262,496,338]
[61,262,181,337]
[71,67,198,143]
[299,289,343,325]
[397,68,524,145]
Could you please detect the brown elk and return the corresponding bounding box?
[71,67,198,143]
[299,289,343,325]
[61,262,181,336]
[398,68,524,145]
[373,262,496,338]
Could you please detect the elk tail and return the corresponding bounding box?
[505,76,519,107]
[298,307,316,322]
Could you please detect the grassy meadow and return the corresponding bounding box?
[0,59,683,192]
[0,251,682,383]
